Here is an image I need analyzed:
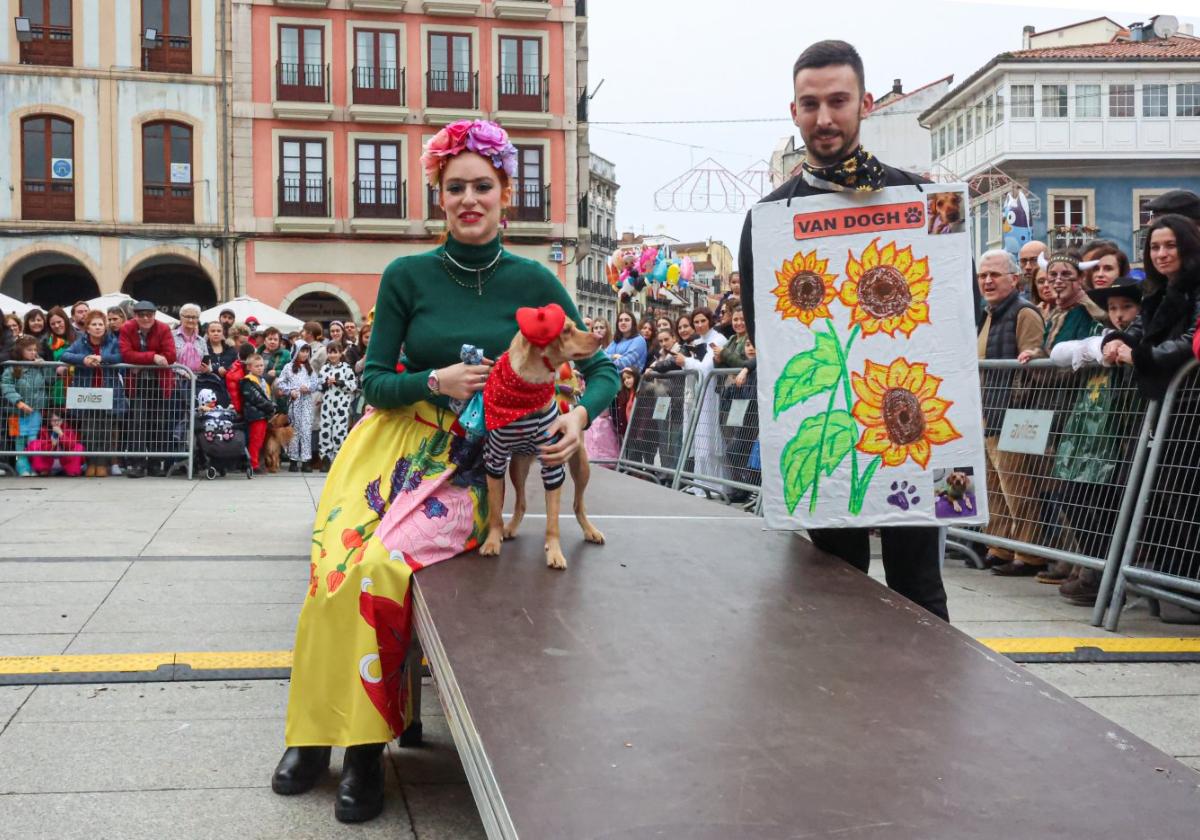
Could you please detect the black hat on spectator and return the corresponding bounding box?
[1146,190,1200,221]
[132,300,157,313]
[1086,275,1143,307]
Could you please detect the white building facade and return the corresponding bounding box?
[921,28,1200,260]
[0,0,231,312]
[576,151,618,325]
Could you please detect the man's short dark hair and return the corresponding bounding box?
[792,40,865,94]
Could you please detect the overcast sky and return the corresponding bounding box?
[586,0,1200,262]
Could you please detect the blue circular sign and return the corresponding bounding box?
[52,159,73,179]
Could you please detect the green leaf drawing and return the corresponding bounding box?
[819,410,856,477]
[774,332,842,418]
[781,410,856,514]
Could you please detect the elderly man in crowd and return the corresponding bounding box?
[119,300,177,478]
[977,250,1049,576]
[1017,241,1046,298]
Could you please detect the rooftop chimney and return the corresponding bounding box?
[892,78,903,95]
[1022,25,1035,49]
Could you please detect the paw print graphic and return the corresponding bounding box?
[905,206,924,225]
[886,481,921,511]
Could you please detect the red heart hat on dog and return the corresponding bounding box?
[516,303,567,348]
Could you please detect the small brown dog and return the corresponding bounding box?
[479,304,604,570]
[928,191,965,234]
[941,470,974,514]
[262,413,295,473]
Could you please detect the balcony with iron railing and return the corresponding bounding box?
[497,73,549,112]
[353,65,405,107]
[426,185,447,222]
[510,182,550,224]
[277,175,331,224]
[353,179,407,219]
[18,24,72,67]
[274,62,334,120]
[426,69,479,120]
[1133,226,1150,260]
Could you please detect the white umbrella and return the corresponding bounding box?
[200,296,304,333]
[86,293,179,326]
[0,292,34,317]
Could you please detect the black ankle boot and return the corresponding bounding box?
[271,745,331,795]
[335,743,386,823]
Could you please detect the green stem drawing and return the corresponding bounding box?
[827,320,862,496]
[809,382,842,513]
[850,457,882,514]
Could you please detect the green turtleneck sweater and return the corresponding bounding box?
[363,234,618,421]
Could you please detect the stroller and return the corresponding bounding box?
[194,377,253,480]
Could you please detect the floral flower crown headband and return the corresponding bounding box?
[421,119,518,187]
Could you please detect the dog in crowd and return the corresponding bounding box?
[938,470,974,514]
[928,191,966,235]
[262,413,295,473]
[479,304,604,570]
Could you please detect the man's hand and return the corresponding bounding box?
[1017,349,1038,364]
[1115,343,1134,365]
[152,354,168,367]
[540,406,588,467]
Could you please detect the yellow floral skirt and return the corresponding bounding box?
[285,401,488,747]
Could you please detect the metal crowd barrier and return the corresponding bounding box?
[1,360,196,479]
[608,369,699,485]
[674,367,761,507]
[1105,359,1200,630]
[946,359,1157,627]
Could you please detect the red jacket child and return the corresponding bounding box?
[226,359,246,415]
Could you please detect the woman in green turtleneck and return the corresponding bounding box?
[271,121,618,824]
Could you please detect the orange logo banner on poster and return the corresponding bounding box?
[793,201,926,241]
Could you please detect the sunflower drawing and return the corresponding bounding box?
[839,239,932,337]
[771,249,838,326]
[851,357,961,469]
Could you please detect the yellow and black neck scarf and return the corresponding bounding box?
[801,146,888,193]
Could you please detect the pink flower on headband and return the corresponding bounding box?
[421,119,518,185]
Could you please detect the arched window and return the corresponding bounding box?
[21,115,74,221]
[142,121,193,223]
[142,0,191,74]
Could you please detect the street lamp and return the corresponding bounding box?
[14,17,33,43]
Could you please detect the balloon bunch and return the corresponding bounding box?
[605,246,694,301]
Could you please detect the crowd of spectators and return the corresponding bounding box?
[1,300,371,478]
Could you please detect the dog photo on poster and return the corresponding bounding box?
[752,183,988,529]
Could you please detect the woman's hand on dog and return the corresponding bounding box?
[436,358,494,400]
[539,406,588,467]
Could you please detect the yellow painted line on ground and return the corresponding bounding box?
[3,640,1199,676]
[0,653,173,675]
[978,637,1200,654]
[178,650,293,670]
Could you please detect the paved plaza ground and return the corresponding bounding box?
[1,474,1198,838]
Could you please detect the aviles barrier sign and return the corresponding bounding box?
[997,408,1054,455]
[66,387,114,411]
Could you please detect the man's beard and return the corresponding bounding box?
[804,129,860,168]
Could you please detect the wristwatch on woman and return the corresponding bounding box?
[426,369,441,395]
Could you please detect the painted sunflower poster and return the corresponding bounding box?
[752,183,988,529]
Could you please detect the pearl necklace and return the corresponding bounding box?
[440,246,505,296]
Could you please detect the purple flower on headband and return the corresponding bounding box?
[421,119,517,185]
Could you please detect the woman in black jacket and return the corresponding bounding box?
[1102,213,1200,579]
[1102,214,1200,400]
